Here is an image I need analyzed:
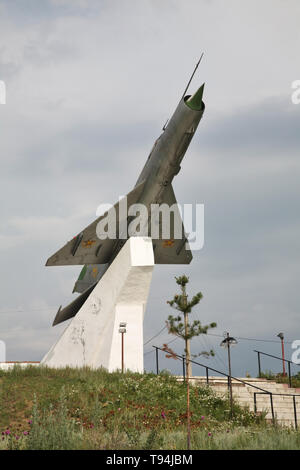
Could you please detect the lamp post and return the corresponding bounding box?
[277,332,286,376]
[119,322,127,373]
[220,332,238,419]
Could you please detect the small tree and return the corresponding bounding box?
[165,275,217,450]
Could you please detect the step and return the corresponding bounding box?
[178,376,300,427]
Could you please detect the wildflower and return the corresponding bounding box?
[208,432,212,437]
[5,430,10,435]
[23,431,29,436]
[28,420,32,425]
[89,424,94,429]
[201,416,205,420]
[161,411,166,419]
[15,436,19,440]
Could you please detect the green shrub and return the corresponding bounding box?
[259,370,300,388]
[26,388,83,450]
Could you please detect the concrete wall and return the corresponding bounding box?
[0,362,40,371]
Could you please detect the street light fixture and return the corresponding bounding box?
[119,322,127,373]
[220,332,238,419]
[277,332,286,376]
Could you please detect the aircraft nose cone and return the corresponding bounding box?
[186,83,205,110]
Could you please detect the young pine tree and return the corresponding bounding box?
[165,275,217,450]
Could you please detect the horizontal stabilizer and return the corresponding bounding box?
[53,282,97,326]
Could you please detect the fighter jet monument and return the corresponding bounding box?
[41,61,205,371]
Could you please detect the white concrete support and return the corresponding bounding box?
[41,237,154,372]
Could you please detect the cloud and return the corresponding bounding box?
[201,97,300,154]
[0,0,299,377]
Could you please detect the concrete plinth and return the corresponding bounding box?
[41,237,154,372]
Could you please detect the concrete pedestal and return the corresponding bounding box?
[41,237,154,372]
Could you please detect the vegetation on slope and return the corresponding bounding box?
[259,370,300,389]
[0,366,298,450]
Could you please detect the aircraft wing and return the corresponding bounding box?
[46,181,146,266]
[152,184,193,264]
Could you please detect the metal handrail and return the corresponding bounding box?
[254,349,300,388]
[153,345,274,394]
[254,391,300,396]
[253,392,300,430]
[254,349,299,366]
[153,345,300,428]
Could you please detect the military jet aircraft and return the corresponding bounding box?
[46,63,205,326]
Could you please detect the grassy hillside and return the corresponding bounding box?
[0,366,299,450]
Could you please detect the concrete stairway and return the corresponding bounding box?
[180,376,300,427]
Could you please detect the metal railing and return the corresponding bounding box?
[254,350,300,388]
[253,392,299,430]
[153,345,300,428]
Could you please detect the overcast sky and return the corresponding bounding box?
[0,0,299,377]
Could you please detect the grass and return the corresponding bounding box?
[0,365,299,450]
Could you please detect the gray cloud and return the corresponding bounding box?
[0,0,299,378]
[201,98,300,153]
